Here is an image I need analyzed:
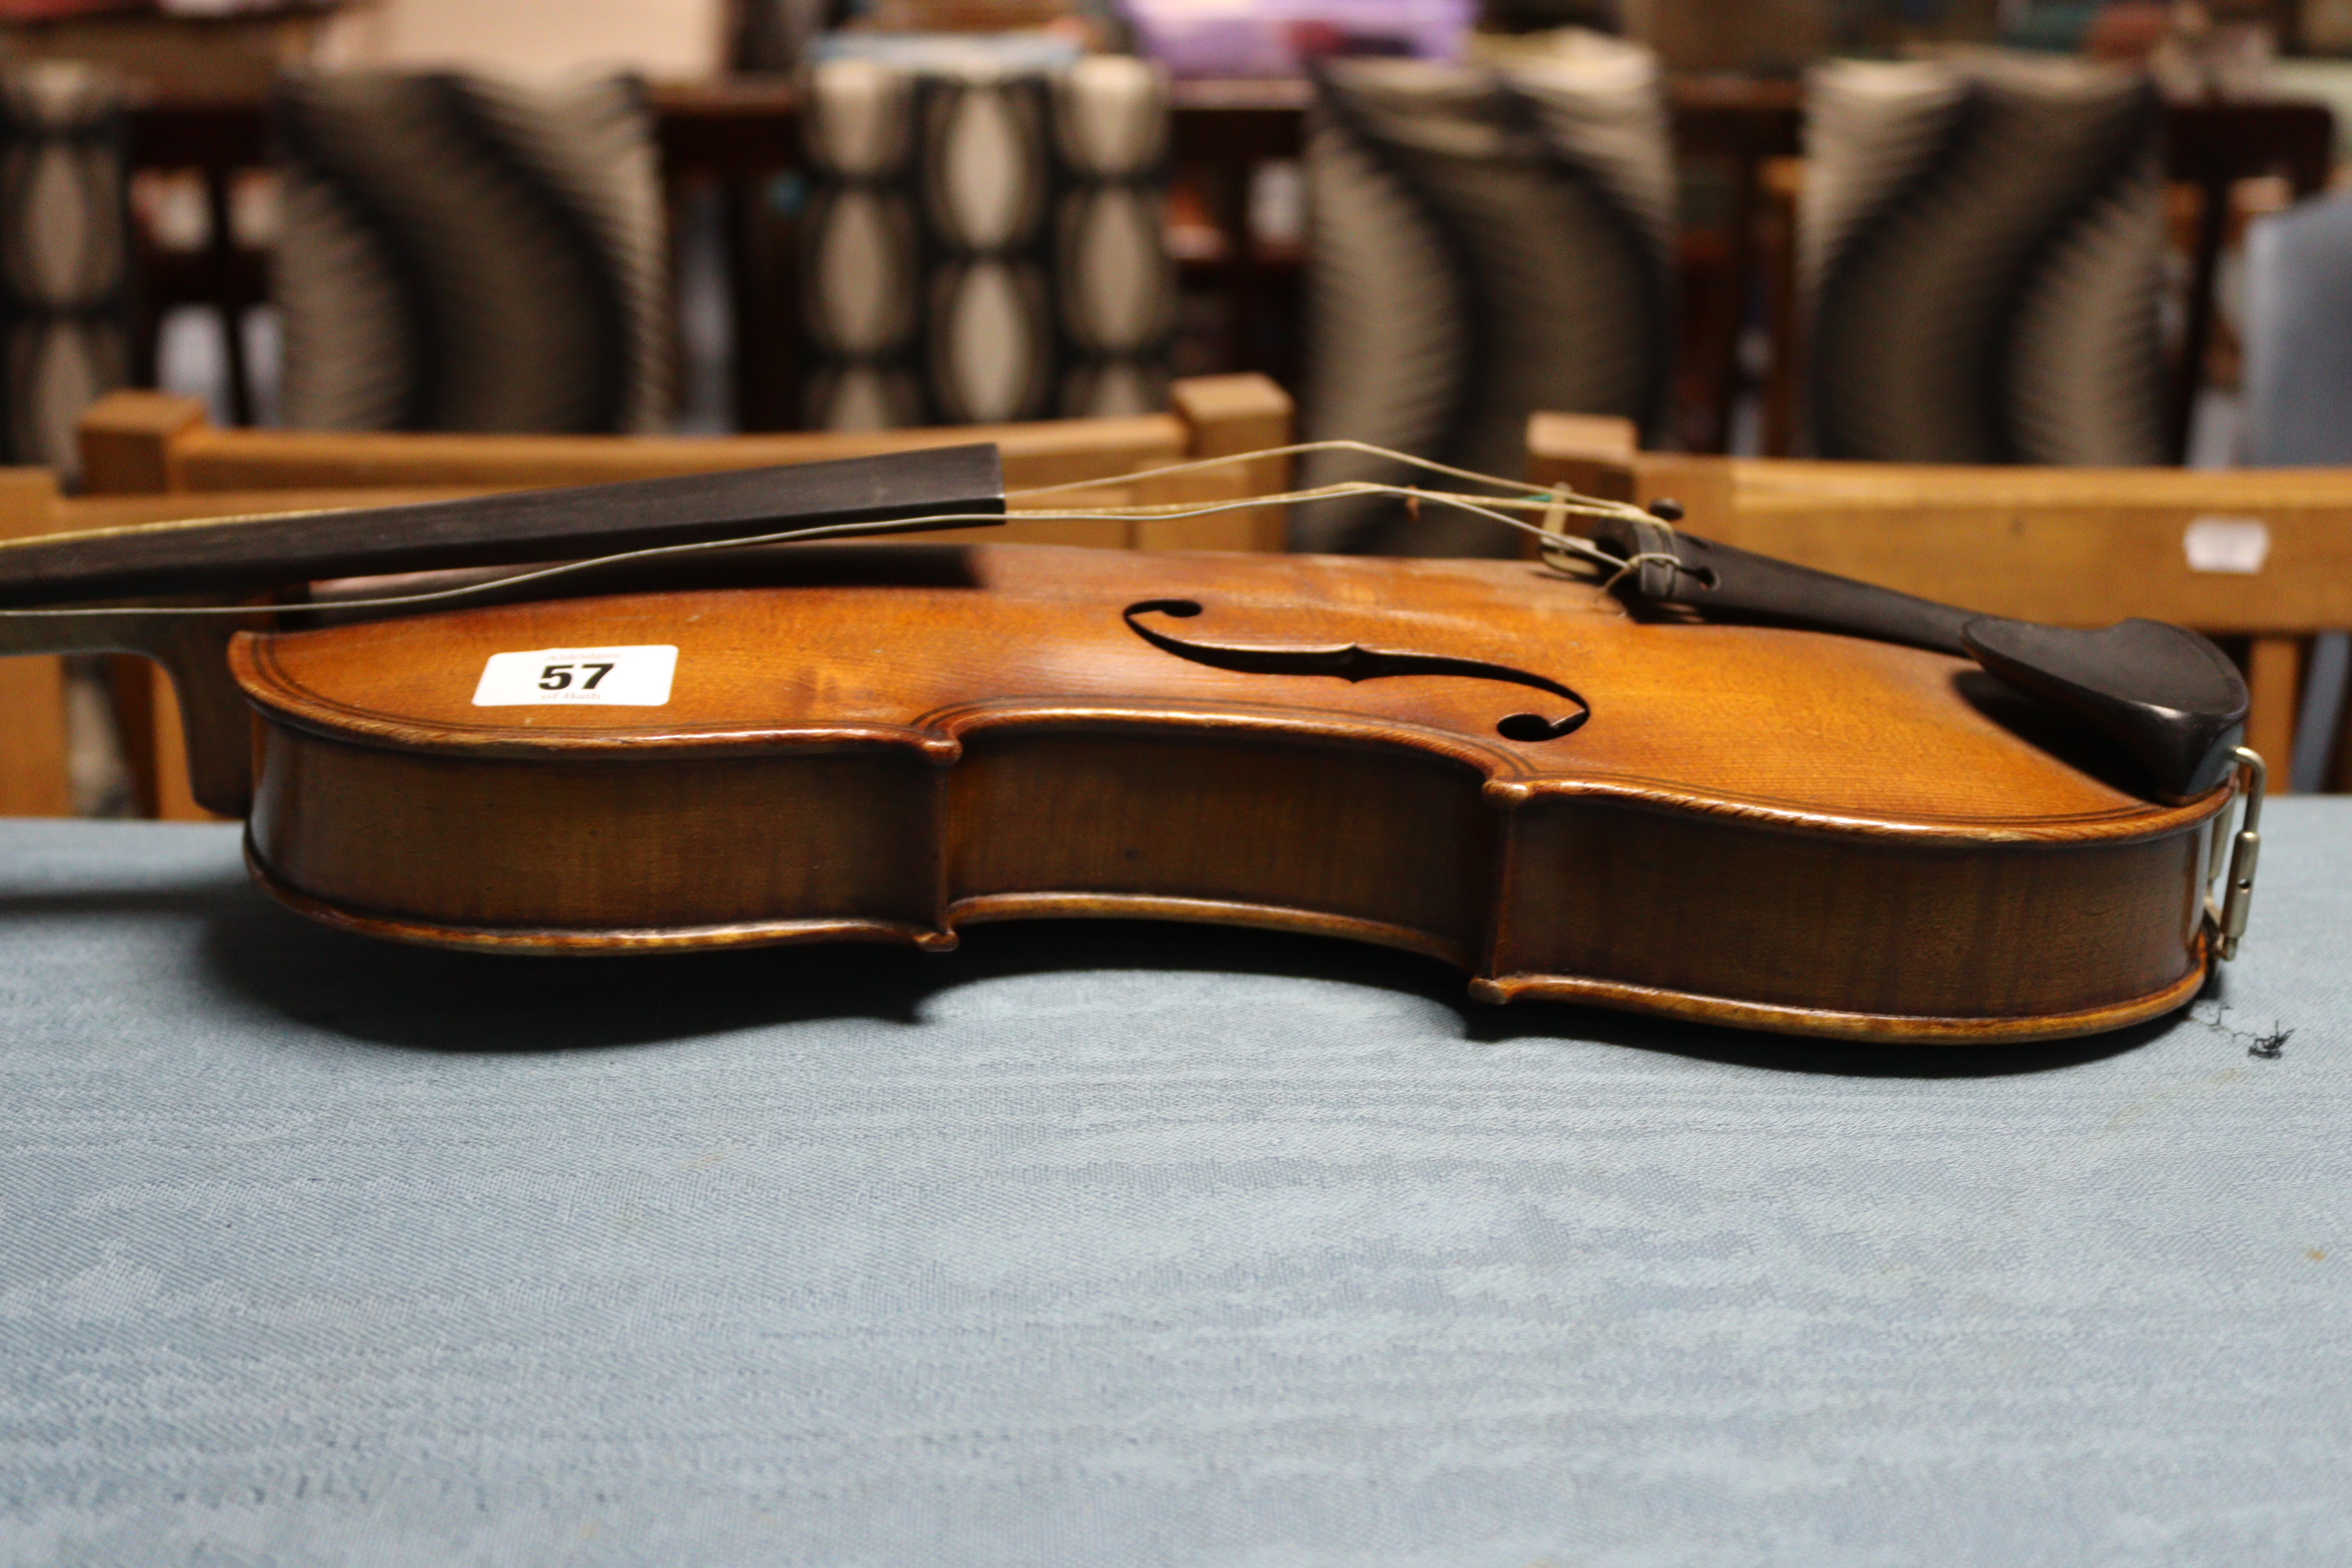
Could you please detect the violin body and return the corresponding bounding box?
[228,543,2227,1044]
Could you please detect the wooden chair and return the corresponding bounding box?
[1528,412,2352,792]
[0,476,486,820]
[78,373,1291,536]
[48,374,1292,822]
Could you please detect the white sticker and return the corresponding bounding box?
[471,645,677,707]
[2184,516,2271,575]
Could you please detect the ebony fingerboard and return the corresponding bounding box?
[0,444,1007,607]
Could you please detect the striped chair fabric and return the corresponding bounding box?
[0,62,129,481]
[1800,53,2167,466]
[798,53,1175,432]
[1298,36,1675,555]
[273,72,671,434]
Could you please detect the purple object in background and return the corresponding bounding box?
[1122,0,1476,77]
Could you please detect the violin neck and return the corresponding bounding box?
[0,446,1006,609]
[0,446,1008,820]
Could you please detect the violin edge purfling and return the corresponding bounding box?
[230,546,2237,1046]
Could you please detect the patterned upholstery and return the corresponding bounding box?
[800,54,1174,431]
[1298,39,1675,556]
[0,66,134,816]
[273,72,670,433]
[0,62,128,481]
[1801,54,2166,466]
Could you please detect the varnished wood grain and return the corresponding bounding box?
[1494,798,2206,1025]
[948,729,1495,967]
[233,544,2230,1042]
[0,655,70,816]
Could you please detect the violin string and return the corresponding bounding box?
[0,480,1632,623]
[1004,438,1631,510]
[0,439,1617,562]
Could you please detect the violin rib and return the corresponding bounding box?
[230,545,2230,1044]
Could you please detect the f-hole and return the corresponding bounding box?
[1123,598,1590,742]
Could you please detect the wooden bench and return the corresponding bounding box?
[15,376,1295,821]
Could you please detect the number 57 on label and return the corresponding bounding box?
[472,645,678,707]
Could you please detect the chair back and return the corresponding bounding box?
[0,63,130,481]
[1800,53,2165,466]
[0,475,480,820]
[273,71,669,434]
[1301,38,1675,554]
[799,51,1174,430]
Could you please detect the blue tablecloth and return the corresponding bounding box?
[2,808,2347,1566]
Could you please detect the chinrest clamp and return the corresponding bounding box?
[2207,745,2265,962]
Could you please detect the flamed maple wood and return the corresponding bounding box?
[232,543,2229,1045]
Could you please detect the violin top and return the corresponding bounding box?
[236,542,2199,842]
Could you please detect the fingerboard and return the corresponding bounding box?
[0,444,1006,607]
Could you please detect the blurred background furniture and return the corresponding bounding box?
[2165,94,2337,459]
[1757,86,2333,463]
[0,0,341,96]
[1298,36,1675,553]
[79,371,1287,504]
[60,371,1291,821]
[798,49,1173,428]
[0,60,136,817]
[99,78,2339,468]
[273,70,672,435]
[0,59,129,477]
[0,466,479,819]
[1796,52,2169,467]
[1528,410,2352,793]
[2244,186,2352,793]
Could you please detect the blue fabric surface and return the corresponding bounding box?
[2,808,2348,1566]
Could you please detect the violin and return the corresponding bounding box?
[0,444,2263,1045]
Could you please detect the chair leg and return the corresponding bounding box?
[0,655,73,816]
[2245,634,2304,793]
[150,672,225,822]
[1167,374,1292,551]
[2292,631,2350,794]
[106,656,160,817]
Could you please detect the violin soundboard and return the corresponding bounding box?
[228,544,2227,1044]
